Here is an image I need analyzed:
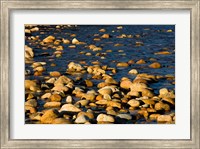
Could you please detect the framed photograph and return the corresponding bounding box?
[1,0,199,148]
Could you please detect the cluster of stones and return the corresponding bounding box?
[25,25,175,124]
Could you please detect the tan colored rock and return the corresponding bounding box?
[101,34,110,38]
[82,93,96,101]
[59,104,81,113]
[50,94,61,102]
[41,93,51,99]
[68,62,84,71]
[96,99,108,105]
[128,69,138,74]
[98,87,112,95]
[62,38,70,44]
[157,115,172,123]
[149,114,161,120]
[128,99,140,107]
[117,62,129,67]
[25,45,34,60]
[51,85,69,93]
[41,109,58,124]
[105,78,118,85]
[56,46,64,51]
[50,71,61,77]
[96,114,115,123]
[107,101,121,109]
[136,59,146,64]
[25,80,37,90]
[66,96,73,103]
[43,102,61,108]
[43,35,55,43]
[141,89,154,98]
[120,80,133,90]
[72,38,79,44]
[155,51,170,55]
[85,79,93,87]
[149,62,161,69]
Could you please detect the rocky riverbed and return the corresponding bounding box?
[25,25,175,124]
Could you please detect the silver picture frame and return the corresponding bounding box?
[1,0,199,148]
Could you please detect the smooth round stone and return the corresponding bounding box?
[96,114,115,123]
[56,45,63,51]
[128,99,140,107]
[50,71,61,77]
[107,101,121,109]
[43,35,55,43]
[120,80,133,90]
[101,34,110,38]
[76,100,89,107]
[107,110,117,116]
[105,78,118,85]
[116,114,132,120]
[72,38,79,44]
[59,104,81,113]
[43,102,61,108]
[98,87,112,95]
[149,62,161,68]
[128,69,138,74]
[85,79,93,87]
[66,96,73,103]
[116,62,129,67]
[25,80,37,90]
[136,59,146,64]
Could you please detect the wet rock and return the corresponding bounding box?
[99,28,106,32]
[51,85,69,93]
[130,82,148,92]
[50,94,61,102]
[128,69,138,74]
[120,79,133,90]
[41,93,51,99]
[155,51,170,55]
[59,104,81,113]
[149,62,161,68]
[107,109,117,116]
[128,99,140,107]
[141,99,155,105]
[50,71,61,77]
[43,35,55,43]
[41,109,58,124]
[117,114,132,120]
[96,94,103,100]
[43,102,61,108]
[101,34,110,38]
[30,27,39,32]
[96,114,115,123]
[68,62,84,72]
[52,118,72,124]
[117,62,129,67]
[72,38,79,44]
[136,59,146,64]
[157,115,172,123]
